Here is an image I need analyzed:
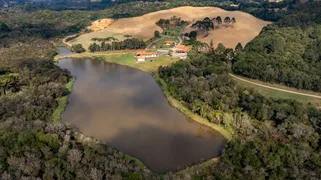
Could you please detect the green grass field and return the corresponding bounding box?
[62,52,179,72]
[52,77,76,123]
[149,36,179,50]
[70,31,128,50]
[163,27,182,36]
[233,75,321,107]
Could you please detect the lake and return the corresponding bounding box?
[58,47,226,173]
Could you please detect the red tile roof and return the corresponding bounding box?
[136,51,158,55]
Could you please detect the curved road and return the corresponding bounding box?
[229,74,321,99]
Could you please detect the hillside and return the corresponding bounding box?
[71,6,271,49]
[233,2,321,92]
[1,0,321,179]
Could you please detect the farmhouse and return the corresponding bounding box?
[176,45,190,53]
[136,51,158,58]
[136,51,159,62]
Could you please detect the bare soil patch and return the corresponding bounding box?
[88,18,115,32]
[73,6,271,49]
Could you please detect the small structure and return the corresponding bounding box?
[157,49,169,54]
[164,40,175,46]
[136,51,159,62]
[136,55,146,62]
[180,55,187,59]
[149,58,156,62]
[176,45,190,53]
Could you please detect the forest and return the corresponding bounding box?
[233,1,321,92]
[88,38,146,52]
[0,0,320,179]
[0,42,160,179]
[158,49,321,179]
[0,1,168,179]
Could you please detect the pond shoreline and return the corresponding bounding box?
[51,77,76,123]
[55,51,231,175]
[56,53,232,140]
[154,74,233,141]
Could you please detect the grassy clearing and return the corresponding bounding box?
[155,75,233,141]
[61,52,179,72]
[232,74,321,107]
[149,36,179,50]
[52,77,76,123]
[163,27,182,36]
[70,31,127,50]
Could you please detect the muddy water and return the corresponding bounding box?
[58,49,226,173]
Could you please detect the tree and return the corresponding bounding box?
[0,23,10,32]
[189,31,198,41]
[88,43,100,52]
[235,43,243,52]
[216,16,222,24]
[209,39,215,54]
[224,17,231,24]
[192,21,203,30]
[0,74,20,95]
[68,149,83,167]
[224,48,235,62]
[203,17,211,22]
[215,43,226,54]
[71,44,85,53]
[192,19,214,34]
[154,30,160,38]
[232,17,236,24]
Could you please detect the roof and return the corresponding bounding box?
[177,45,190,52]
[157,49,169,52]
[165,40,174,44]
[136,55,145,59]
[136,51,158,55]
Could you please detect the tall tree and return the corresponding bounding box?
[209,39,215,54]
[215,43,226,54]
[224,17,231,24]
[235,43,243,52]
[154,30,160,37]
[232,17,236,24]
[71,44,85,53]
[216,16,222,24]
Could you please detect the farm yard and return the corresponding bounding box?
[59,52,179,72]
[146,36,179,50]
[70,6,271,49]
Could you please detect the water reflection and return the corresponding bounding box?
[58,57,226,173]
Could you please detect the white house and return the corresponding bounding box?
[136,51,159,62]
[136,55,146,62]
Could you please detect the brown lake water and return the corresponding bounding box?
[58,48,226,173]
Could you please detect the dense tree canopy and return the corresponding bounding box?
[158,50,321,179]
[89,38,146,52]
[233,1,321,92]
[71,44,86,53]
[0,0,321,179]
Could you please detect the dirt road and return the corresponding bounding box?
[230,74,321,99]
